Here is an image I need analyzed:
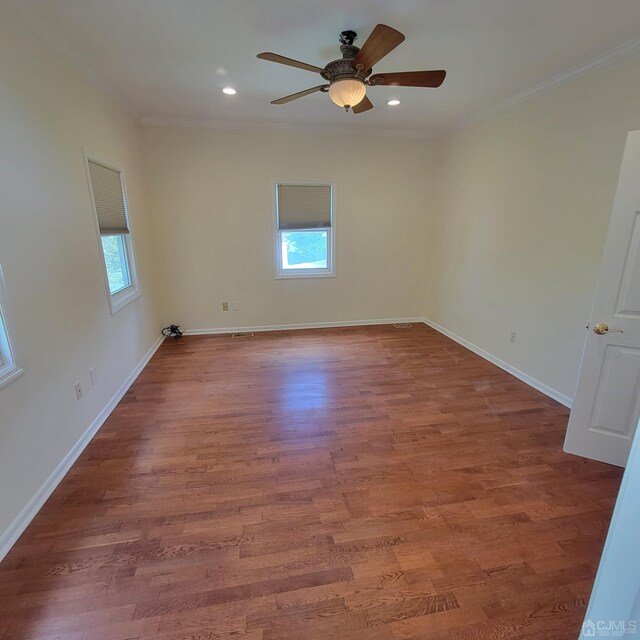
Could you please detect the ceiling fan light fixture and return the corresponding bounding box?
[328,78,366,109]
[259,24,446,113]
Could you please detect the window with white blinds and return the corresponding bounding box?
[85,154,140,313]
[87,160,130,235]
[276,185,332,230]
[275,183,335,278]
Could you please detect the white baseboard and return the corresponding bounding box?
[186,316,572,407]
[422,318,573,408]
[184,317,426,336]
[0,335,165,562]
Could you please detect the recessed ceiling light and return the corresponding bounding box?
[387,99,401,106]
[222,87,237,95]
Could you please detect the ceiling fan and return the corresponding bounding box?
[257,24,446,114]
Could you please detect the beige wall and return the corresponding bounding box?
[4,0,640,554]
[428,52,640,401]
[143,126,434,330]
[0,8,161,538]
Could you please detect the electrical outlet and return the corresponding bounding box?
[74,382,83,400]
[90,367,98,386]
[230,301,239,312]
[222,302,229,311]
[510,331,517,344]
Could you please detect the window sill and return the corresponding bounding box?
[276,272,336,280]
[108,286,140,314]
[0,364,24,391]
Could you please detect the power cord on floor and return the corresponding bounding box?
[162,324,184,339]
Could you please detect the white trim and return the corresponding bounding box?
[423,318,573,408]
[82,150,141,315]
[276,229,334,279]
[109,284,141,314]
[274,181,335,279]
[184,317,426,336]
[275,271,336,280]
[0,364,24,389]
[186,317,572,406]
[444,35,640,136]
[0,335,164,562]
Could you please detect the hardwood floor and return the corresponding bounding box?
[0,324,622,640]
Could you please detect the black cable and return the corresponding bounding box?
[162,324,183,338]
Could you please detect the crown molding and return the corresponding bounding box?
[442,34,640,136]
[142,33,640,139]
[1,0,139,118]
[139,116,437,139]
[5,0,640,140]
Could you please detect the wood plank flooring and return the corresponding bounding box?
[0,324,622,639]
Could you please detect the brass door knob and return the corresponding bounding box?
[593,322,624,335]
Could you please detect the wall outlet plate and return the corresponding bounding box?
[90,367,98,386]
[230,301,239,312]
[510,331,517,344]
[222,302,229,311]
[74,382,83,400]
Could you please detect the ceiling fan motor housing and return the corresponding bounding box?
[323,33,370,110]
[321,42,370,83]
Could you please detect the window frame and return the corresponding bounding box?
[273,181,336,279]
[83,151,140,314]
[101,234,132,295]
[0,263,24,391]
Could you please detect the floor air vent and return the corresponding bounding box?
[232,332,254,338]
[392,323,413,329]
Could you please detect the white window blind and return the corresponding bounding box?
[277,184,332,230]
[88,160,130,235]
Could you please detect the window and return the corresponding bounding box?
[0,264,23,390]
[86,156,139,313]
[101,235,131,294]
[275,183,334,278]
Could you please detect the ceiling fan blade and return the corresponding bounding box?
[257,52,324,74]
[369,70,446,87]
[271,85,329,105]
[352,95,373,114]
[352,24,405,71]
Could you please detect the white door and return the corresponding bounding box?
[579,418,640,639]
[564,130,640,467]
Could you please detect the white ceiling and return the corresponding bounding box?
[9,0,640,135]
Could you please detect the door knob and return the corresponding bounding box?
[593,322,624,335]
